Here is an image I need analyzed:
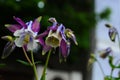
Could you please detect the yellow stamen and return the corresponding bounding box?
[24,34,30,44]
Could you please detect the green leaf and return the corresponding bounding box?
[16,60,32,66]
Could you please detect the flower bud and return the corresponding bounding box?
[100,47,112,59]
[108,27,118,42]
[1,36,13,42]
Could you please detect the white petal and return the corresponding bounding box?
[26,21,33,31]
[27,40,38,51]
[32,41,38,50]
[25,28,37,37]
[14,38,24,47]
[14,28,24,36]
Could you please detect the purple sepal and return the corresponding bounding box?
[36,30,49,46]
[42,45,52,55]
[5,24,22,32]
[13,16,27,29]
[60,39,70,58]
[38,38,45,46]
[31,16,41,32]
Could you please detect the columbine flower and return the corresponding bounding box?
[87,53,96,70]
[2,16,42,58]
[105,24,118,42]
[41,18,78,58]
[65,28,78,45]
[99,47,112,59]
[9,16,41,51]
[45,24,62,48]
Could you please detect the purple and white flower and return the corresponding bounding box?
[41,18,78,58]
[2,16,42,58]
[7,16,42,51]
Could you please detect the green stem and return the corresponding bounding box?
[31,51,38,80]
[22,47,32,66]
[41,49,52,80]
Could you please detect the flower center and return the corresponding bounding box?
[22,31,34,45]
[45,33,61,48]
[23,34,30,44]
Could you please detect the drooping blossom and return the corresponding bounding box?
[1,36,16,59]
[87,53,96,70]
[105,24,118,42]
[99,47,112,59]
[40,18,78,58]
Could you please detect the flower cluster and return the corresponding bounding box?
[1,16,78,59]
[1,16,78,80]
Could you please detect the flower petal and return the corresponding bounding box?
[45,31,61,48]
[26,21,33,31]
[36,30,49,46]
[109,27,118,42]
[38,38,45,46]
[70,33,78,45]
[100,47,112,59]
[65,29,78,45]
[48,17,57,23]
[13,16,27,28]
[36,30,49,38]
[27,39,38,51]
[5,24,22,32]
[56,24,64,34]
[14,37,24,47]
[14,28,24,36]
[60,39,70,58]
[47,18,59,31]
[31,16,42,32]
[42,45,51,55]
[2,42,16,59]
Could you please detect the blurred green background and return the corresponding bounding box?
[0,0,111,80]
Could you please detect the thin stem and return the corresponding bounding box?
[31,51,38,80]
[110,58,120,78]
[41,49,52,80]
[22,47,32,65]
[96,60,105,76]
